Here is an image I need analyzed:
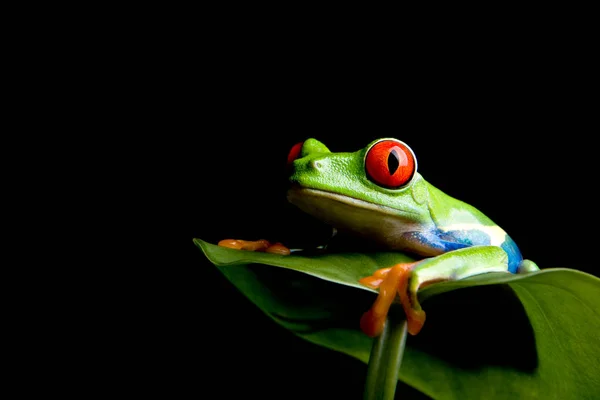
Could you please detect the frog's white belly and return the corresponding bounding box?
[287,187,435,253]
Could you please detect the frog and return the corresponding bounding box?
[219,137,539,338]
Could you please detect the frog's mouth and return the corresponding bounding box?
[286,186,421,250]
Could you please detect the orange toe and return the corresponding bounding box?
[358,276,384,288]
[265,242,291,255]
[360,309,386,337]
[406,309,426,336]
[218,239,244,249]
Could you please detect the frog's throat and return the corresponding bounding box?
[287,187,419,218]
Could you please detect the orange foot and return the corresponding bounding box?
[218,239,291,255]
[359,262,426,337]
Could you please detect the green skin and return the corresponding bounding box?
[287,138,539,318]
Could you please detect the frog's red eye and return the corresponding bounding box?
[287,141,304,166]
[365,139,416,189]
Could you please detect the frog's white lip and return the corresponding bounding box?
[287,186,419,216]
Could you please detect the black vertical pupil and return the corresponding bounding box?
[388,149,400,175]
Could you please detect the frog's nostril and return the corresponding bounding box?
[311,160,324,170]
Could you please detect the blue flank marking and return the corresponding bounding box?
[435,229,523,274]
[501,236,523,273]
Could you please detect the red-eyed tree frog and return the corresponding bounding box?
[219,138,539,338]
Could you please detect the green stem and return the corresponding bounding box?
[363,306,408,400]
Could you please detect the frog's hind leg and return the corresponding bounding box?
[360,246,512,337]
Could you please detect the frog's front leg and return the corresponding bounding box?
[218,239,291,255]
[218,227,339,256]
[359,246,513,337]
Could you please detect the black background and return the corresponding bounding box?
[25,11,598,399]
[124,36,598,399]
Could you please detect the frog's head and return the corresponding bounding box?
[287,138,433,248]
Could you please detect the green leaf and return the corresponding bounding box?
[194,239,600,399]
